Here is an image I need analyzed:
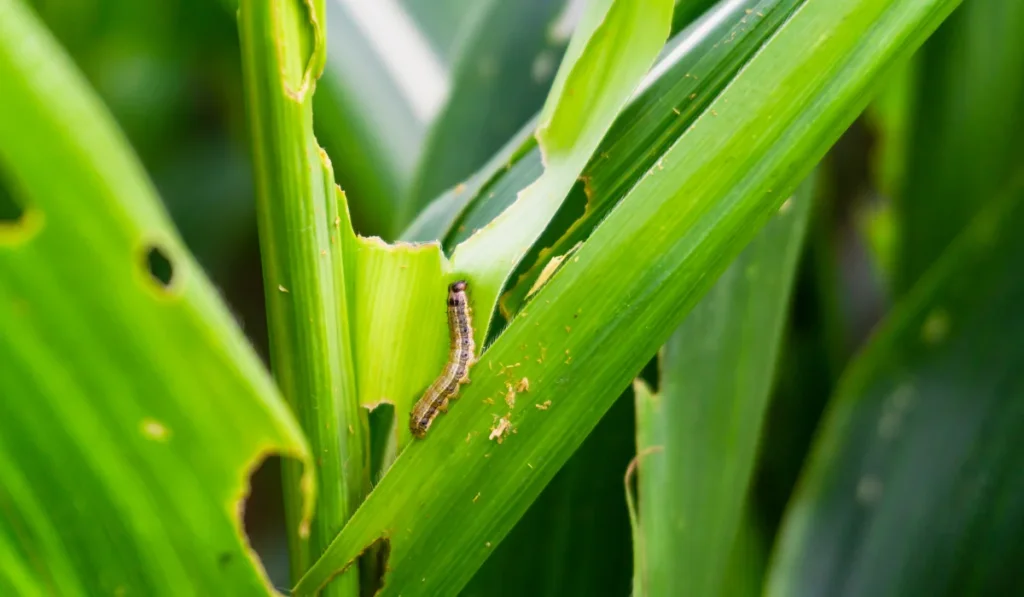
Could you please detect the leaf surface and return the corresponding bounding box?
[0,2,312,594]
[766,177,1024,597]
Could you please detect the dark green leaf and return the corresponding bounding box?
[766,176,1024,597]
[893,0,1024,292]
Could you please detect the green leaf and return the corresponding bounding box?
[0,1,312,594]
[405,0,572,219]
[296,0,961,594]
[633,174,814,597]
[498,0,805,316]
[892,0,1024,293]
[451,0,675,348]
[237,0,364,589]
[720,512,769,597]
[400,119,539,244]
[765,176,1024,597]
[348,236,449,453]
[413,0,802,255]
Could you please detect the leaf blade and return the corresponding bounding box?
[0,1,312,594]
[766,177,1024,597]
[634,175,814,596]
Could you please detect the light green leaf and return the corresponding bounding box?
[349,236,448,453]
[237,0,363,589]
[0,1,312,594]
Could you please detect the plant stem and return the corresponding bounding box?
[237,0,364,593]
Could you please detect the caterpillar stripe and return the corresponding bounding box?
[410,280,476,438]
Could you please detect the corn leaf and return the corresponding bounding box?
[766,176,1024,597]
[633,174,814,597]
[0,1,312,594]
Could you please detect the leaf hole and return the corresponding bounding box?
[0,161,43,245]
[359,536,391,597]
[143,244,175,289]
[241,455,293,591]
[366,402,396,482]
[0,178,24,223]
[316,535,391,597]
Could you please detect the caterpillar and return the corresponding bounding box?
[410,280,476,438]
